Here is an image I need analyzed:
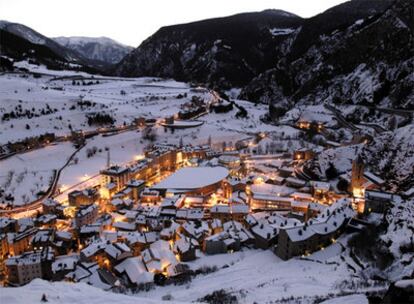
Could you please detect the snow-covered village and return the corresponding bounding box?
[0,0,413,303]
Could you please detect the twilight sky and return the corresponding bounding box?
[0,0,348,47]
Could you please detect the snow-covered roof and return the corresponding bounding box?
[152,166,228,191]
[114,257,153,284]
[210,204,249,214]
[365,190,393,201]
[310,181,331,191]
[282,198,355,243]
[363,171,385,185]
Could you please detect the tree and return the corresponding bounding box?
[142,126,157,142]
[388,115,397,131]
[325,162,339,179]
[337,179,349,192]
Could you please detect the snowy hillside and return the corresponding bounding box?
[1,62,298,207]
[54,36,133,64]
[0,279,187,304]
[361,124,414,191]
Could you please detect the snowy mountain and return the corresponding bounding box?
[0,21,105,72]
[53,36,133,65]
[114,10,303,88]
[114,1,394,93]
[240,0,412,117]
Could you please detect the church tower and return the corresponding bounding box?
[351,155,365,197]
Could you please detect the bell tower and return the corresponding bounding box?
[351,155,364,197]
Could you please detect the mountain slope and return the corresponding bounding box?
[0,21,104,72]
[114,10,303,87]
[53,36,133,64]
[240,0,412,116]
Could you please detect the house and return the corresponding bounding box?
[108,198,133,212]
[290,192,313,202]
[35,214,57,228]
[5,246,54,286]
[278,167,294,178]
[0,234,9,275]
[140,189,161,205]
[202,221,253,256]
[160,221,180,241]
[210,218,223,234]
[104,242,132,264]
[363,171,385,188]
[183,196,207,208]
[310,181,331,199]
[364,190,395,214]
[74,204,98,228]
[223,221,254,246]
[51,255,79,281]
[125,179,146,201]
[203,232,239,255]
[250,194,293,211]
[79,224,102,239]
[68,188,99,207]
[250,220,278,249]
[176,208,204,221]
[0,217,17,234]
[160,195,185,218]
[275,199,355,260]
[80,241,108,265]
[7,227,37,256]
[133,117,146,127]
[173,236,198,262]
[42,199,59,214]
[141,240,180,276]
[223,178,246,198]
[210,204,249,223]
[112,221,136,232]
[293,148,315,161]
[124,231,158,255]
[31,229,55,251]
[285,177,307,188]
[114,256,154,286]
[65,262,118,290]
[100,165,130,194]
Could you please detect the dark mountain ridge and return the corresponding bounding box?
[114,10,303,87]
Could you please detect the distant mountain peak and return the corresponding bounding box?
[53,36,133,65]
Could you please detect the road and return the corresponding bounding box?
[324,104,359,132]
[0,144,85,217]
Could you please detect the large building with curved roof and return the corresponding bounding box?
[152,166,229,196]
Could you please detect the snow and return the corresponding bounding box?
[54,36,131,48]
[139,247,356,303]
[320,294,368,304]
[0,279,186,304]
[269,27,296,36]
[0,142,75,205]
[152,167,229,191]
[114,257,153,284]
[395,279,414,289]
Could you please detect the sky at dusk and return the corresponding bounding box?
[0,0,348,46]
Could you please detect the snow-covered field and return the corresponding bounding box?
[0,279,187,304]
[0,63,304,206]
[0,142,75,205]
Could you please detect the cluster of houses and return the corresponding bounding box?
[0,143,399,287]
